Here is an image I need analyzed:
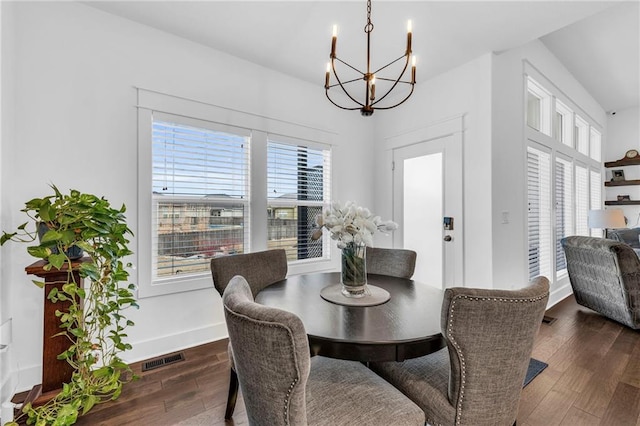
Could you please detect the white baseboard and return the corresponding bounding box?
[548,282,573,308]
[11,322,228,394]
[9,364,40,395]
[122,322,228,364]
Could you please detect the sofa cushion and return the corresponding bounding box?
[607,228,640,248]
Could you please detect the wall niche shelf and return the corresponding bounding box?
[605,154,640,205]
[605,200,640,206]
[604,180,640,187]
[604,158,640,168]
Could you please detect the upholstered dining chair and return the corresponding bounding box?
[210,249,288,419]
[223,275,425,426]
[366,247,417,279]
[370,276,549,426]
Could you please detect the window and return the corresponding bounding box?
[590,128,601,162]
[575,115,589,156]
[267,138,331,262]
[590,169,602,237]
[527,77,552,136]
[527,146,552,280]
[524,72,602,286]
[555,99,573,147]
[137,90,335,297]
[575,164,589,236]
[555,157,573,276]
[151,115,250,280]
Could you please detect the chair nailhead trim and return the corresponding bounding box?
[447,292,548,425]
[225,306,303,426]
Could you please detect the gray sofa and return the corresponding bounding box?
[561,236,640,329]
[607,227,640,256]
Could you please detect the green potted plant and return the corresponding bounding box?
[1,184,138,426]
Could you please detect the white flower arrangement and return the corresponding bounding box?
[312,200,398,249]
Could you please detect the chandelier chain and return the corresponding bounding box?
[365,0,374,33]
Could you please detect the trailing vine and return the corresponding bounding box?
[1,185,138,426]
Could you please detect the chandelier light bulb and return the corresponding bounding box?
[407,20,412,33]
[333,25,338,38]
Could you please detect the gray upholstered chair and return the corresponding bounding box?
[561,236,640,329]
[366,247,417,279]
[223,275,425,426]
[211,248,288,297]
[370,276,549,426]
[210,249,288,419]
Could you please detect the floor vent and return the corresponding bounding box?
[142,352,185,372]
[542,315,557,325]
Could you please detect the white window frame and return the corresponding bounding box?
[137,89,335,297]
[590,128,602,162]
[575,114,589,156]
[554,99,573,147]
[527,76,552,136]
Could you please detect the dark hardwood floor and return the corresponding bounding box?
[12,294,640,425]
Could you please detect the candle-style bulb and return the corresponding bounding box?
[406,21,412,54]
[325,63,331,88]
[331,25,337,57]
[370,76,376,100]
[407,20,412,33]
[411,56,416,84]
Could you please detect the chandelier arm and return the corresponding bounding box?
[375,77,413,84]
[325,91,362,111]
[334,57,365,75]
[371,54,408,76]
[372,83,415,110]
[331,59,365,108]
[371,54,411,106]
[328,77,363,88]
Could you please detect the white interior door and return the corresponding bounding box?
[393,134,463,289]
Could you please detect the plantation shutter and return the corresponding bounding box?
[267,138,331,261]
[527,146,552,280]
[151,113,250,279]
[555,157,573,276]
[575,164,589,236]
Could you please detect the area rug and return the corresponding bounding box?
[524,358,548,388]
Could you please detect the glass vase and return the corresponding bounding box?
[340,242,367,297]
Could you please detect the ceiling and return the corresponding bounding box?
[84,1,639,113]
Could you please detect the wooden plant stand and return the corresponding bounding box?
[23,258,89,406]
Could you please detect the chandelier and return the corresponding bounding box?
[324,0,416,116]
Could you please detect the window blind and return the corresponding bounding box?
[555,158,573,275]
[267,139,331,262]
[152,117,250,279]
[575,164,589,236]
[527,146,552,280]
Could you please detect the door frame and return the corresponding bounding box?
[380,115,465,288]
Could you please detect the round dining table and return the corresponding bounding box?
[255,271,445,362]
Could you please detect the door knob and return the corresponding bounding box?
[444,235,452,242]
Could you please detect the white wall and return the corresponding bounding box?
[604,107,640,225]
[373,53,494,289]
[491,39,607,302]
[1,2,371,392]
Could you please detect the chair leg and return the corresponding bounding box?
[224,367,239,420]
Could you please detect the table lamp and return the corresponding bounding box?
[588,209,626,238]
